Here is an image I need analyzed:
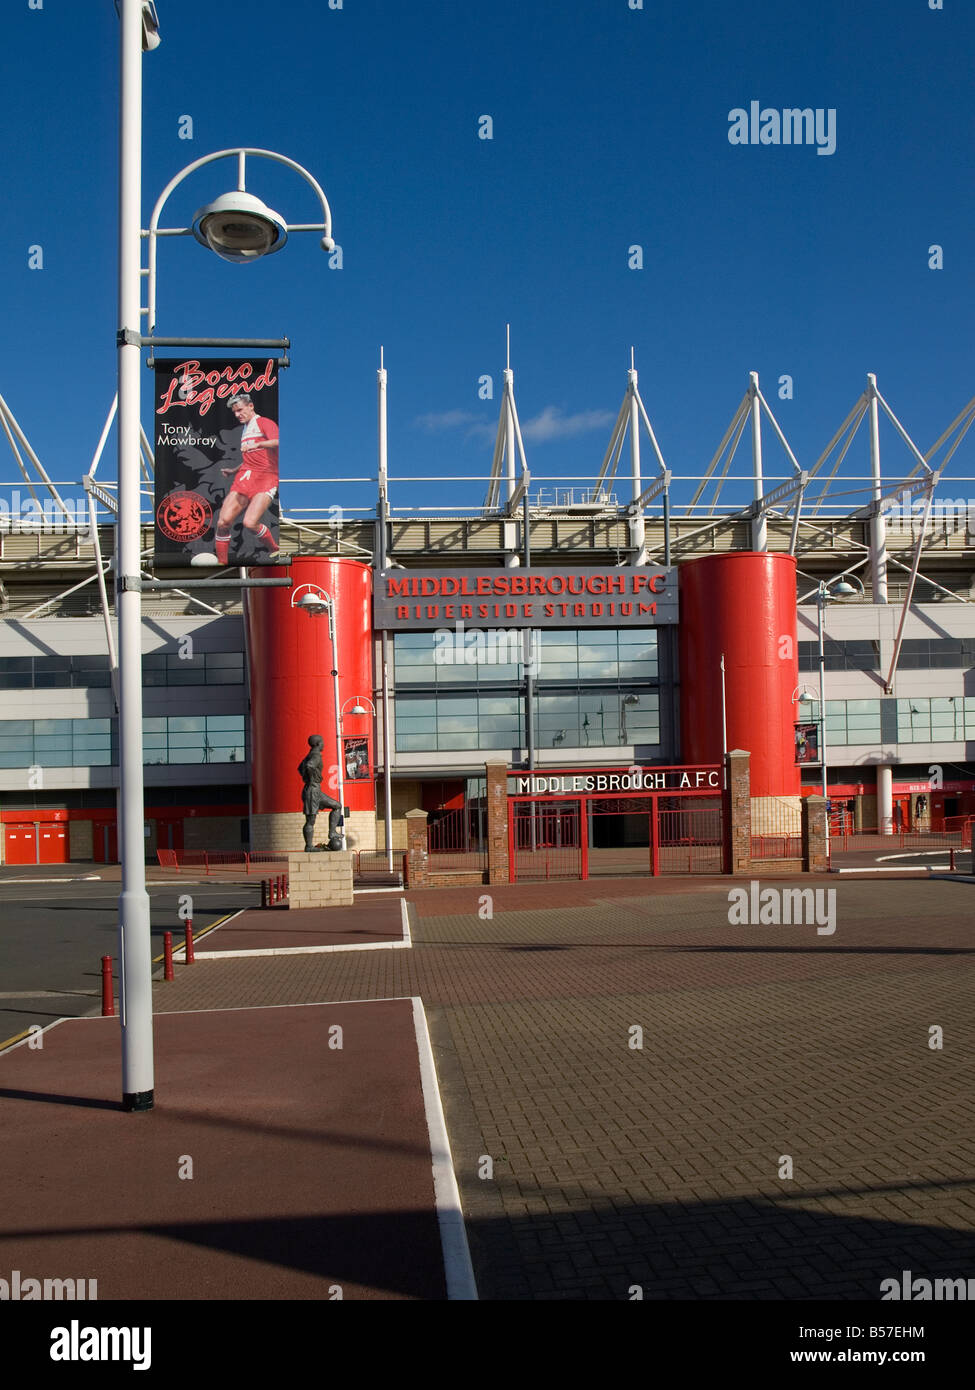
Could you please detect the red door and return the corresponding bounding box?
[38,823,68,864]
[5,823,38,865]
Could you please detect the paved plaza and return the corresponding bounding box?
[2,871,973,1301]
[151,874,975,1299]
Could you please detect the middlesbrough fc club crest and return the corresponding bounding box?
[156,490,212,542]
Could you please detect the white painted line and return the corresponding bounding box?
[154,995,416,1016]
[191,902,413,959]
[171,909,245,960]
[0,1015,73,1057]
[832,866,933,875]
[0,875,103,885]
[0,991,95,1000]
[194,940,411,959]
[876,851,952,862]
[354,886,406,895]
[410,996,478,1302]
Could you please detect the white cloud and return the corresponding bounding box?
[413,409,482,432]
[520,406,616,442]
[414,404,615,446]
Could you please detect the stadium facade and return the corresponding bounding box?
[2,368,975,866]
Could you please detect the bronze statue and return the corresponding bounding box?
[298,734,342,852]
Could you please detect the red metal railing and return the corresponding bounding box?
[427,806,488,871]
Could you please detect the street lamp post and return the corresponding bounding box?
[115,0,335,1111]
[116,0,158,1112]
[340,696,377,850]
[813,575,866,817]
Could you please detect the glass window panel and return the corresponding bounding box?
[205,716,244,732]
[0,720,33,737]
[169,717,205,732]
[437,733,480,749]
[578,659,620,679]
[477,696,519,716]
[478,715,521,732]
[436,698,477,717]
[480,731,518,749]
[537,662,579,680]
[395,718,438,734]
[433,664,477,684]
[395,698,431,718]
[396,733,437,751]
[166,667,205,685]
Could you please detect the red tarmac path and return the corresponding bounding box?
[0,992,459,1300]
[192,896,408,955]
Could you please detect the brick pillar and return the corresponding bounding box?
[405,809,430,888]
[802,795,829,873]
[724,749,751,876]
[485,759,510,885]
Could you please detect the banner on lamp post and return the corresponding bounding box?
[153,358,281,566]
[794,722,821,765]
[344,736,370,782]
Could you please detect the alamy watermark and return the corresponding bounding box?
[881,489,975,538]
[0,492,92,535]
[434,622,540,676]
[881,1270,975,1300]
[728,102,836,156]
[728,881,836,935]
[2,1269,97,1300]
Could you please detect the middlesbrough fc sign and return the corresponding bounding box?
[374,565,677,629]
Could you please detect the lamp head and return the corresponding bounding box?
[829,579,859,597]
[349,703,368,715]
[295,590,329,616]
[191,191,289,263]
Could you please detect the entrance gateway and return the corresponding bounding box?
[506,764,724,881]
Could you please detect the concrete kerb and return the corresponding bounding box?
[188,898,413,960]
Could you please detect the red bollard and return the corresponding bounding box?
[277,873,285,899]
[950,847,956,872]
[185,920,196,964]
[163,931,174,982]
[284,874,289,898]
[261,879,268,909]
[269,877,277,906]
[101,955,114,1016]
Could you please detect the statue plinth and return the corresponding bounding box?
[287,851,354,909]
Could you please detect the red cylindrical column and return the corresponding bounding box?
[678,553,799,798]
[246,558,375,849]
[163,931,174,982]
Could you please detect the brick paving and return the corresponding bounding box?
[153,876,975,1300]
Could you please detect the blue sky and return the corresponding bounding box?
[2,0,973,524]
